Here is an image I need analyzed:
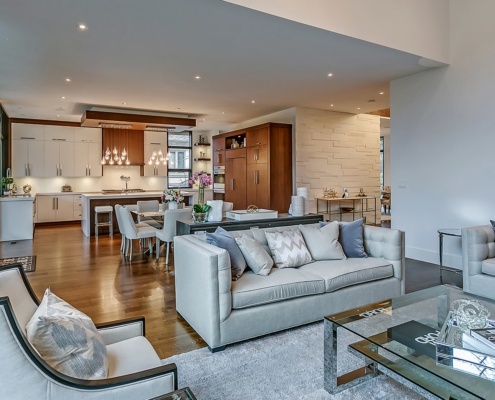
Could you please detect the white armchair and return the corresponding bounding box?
[0,263,177,399]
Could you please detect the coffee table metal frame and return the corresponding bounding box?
[438,228,463,286]
[324,286,495,399]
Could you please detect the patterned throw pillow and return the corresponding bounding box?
[26,289,108,380]
[265,230,313,268]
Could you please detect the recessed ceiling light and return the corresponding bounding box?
[357,107,361,110]
[379,92,384,95]
[330,104,334,107]
[56,114,61,117]
[251,100,255,104]
[195,76,201,80]
[122,102,127,105]
[78,24,87,31]
[65,78,71,82]
[327,73,333,77]
[222,112,225,114]
[201,118,206,122]
[61,96,66,99]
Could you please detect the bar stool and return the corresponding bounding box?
[95,205,113,236]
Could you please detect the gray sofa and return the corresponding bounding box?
[174,224,405,351]
[462,225,495,300]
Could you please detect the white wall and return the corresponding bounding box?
[391,0,495,268]
[225,0,449,63]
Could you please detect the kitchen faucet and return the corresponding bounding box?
[120,175,130,191]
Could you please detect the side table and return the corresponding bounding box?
[437,228,462,285]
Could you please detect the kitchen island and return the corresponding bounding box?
[0,196,35,241]
[80,189,212,236]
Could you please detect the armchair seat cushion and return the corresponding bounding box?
[481,258,495,276]
[299,258,394,293]
[231,268,325,309]
[107,336,161,378]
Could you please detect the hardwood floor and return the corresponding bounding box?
[0,223,444,359]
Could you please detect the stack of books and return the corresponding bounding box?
[463,327,495,356]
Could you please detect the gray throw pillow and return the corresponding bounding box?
[321,219,367,258]
[206,227,247,280]
[490,220,495,232]
[235,235,273,276]
[265,230,313,268]
[299,222,346,260]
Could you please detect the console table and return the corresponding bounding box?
[316,197,377,225]
[176,213,323,235]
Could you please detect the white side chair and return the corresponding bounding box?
[114,204,126,254]
[0,263,178,399]
[155,209,193,268]
[119,207,158,261]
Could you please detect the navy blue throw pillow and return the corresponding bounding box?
[206,227,247,280]
[490,220,495,232]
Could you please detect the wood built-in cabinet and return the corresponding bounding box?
[215,123,292,213]
[102,128,144,167]
[212,136,226,166]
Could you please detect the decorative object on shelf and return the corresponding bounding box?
[342,188,349,198]
[323,188,337,199]
[290,196,304,216]
[451,299,490,333]
[198,135,205,144]
[101,146,131,166]
[11,184,18,195]
[61,184,72,192]
[147,148,170,167]
[23,184,32,194]
[296,187,309,215]
[247,205,259,213]
[356,188,367,197]
[1,177,14,195]
[189,172,212,205]
[192,204,211,223]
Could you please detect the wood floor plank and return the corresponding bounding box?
[0,224,205,359]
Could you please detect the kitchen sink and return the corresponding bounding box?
[101,189,146,194]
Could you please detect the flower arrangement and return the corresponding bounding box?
[189,172,212,188]
[162,189,184,203]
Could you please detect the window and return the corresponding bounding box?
[380,136,384,188]
[167,131,192,188]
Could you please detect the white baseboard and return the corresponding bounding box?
[405,246,462,270]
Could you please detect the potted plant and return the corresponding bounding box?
[162,189,184,210]
[192,203,211,223]
[189,172,212,205]
[2,177,14,195]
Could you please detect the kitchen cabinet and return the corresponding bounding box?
[44,140,75,177]
[226,156,247,210]
[212,136,226,166]
[216,123,292,212]
[102,128,144,167]
[144,131,167,176]
[11,124,44,177]
[36,195,76,222]
[74,128,102,177]
[73,195,82,220]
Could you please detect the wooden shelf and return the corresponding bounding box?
[194,158,211,161]
[194,143,211,146]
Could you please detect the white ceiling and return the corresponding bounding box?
[0,0,440,131]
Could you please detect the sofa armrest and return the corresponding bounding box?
[173,235,232,349]
[363,225,405,291]
[462,225,495,276]
[96,317,145,346]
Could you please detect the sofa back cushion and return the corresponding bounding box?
[299,222,346,261]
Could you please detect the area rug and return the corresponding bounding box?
[162,322,428,400]
[0,256,36,272]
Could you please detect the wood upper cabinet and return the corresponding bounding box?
[216,123,292,213]
[102,128,144,166]
[212,136,226,166]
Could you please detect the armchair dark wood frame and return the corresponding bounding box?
[0,263,178,392]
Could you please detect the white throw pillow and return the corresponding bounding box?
[299,222,346,261]
[265,230,313,268]
[235,235,274,275]
[26,289,108,380]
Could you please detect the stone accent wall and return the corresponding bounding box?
[295,107,381,222]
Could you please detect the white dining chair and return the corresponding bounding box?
[119,206,158,261]
[155,209,193,268]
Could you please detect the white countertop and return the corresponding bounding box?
[0,196,34,202]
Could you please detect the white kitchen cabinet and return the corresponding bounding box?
[36,195,75,222]
[73,128,102,177]
[11,124,44,177]
[44,140,75,177]
[144,131,167,177]
[73,195,82,220]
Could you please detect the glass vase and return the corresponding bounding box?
[198,185,205,205]
[192,212,207,223]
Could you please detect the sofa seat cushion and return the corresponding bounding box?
[299,258,394,293]
[106,336,161,378]
[481,258,495,276]
[231,268,325,309]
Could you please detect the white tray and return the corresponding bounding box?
[226,209,278,221]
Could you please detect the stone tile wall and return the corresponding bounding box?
[295,107,381,223]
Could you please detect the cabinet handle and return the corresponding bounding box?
[52,138,66,141]
[254,148,259,161]
[56,197,59,210]
[60,164,62,175]
[255,170,259,184]
[25,164,27,176]
[88,165,91,176]
[28,164,31,176]
[20,137,35,140]
[231,179,234,190]
[52,198,55,210]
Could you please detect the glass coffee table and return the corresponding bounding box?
[324,286,495,399]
